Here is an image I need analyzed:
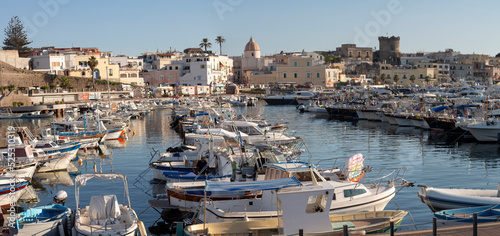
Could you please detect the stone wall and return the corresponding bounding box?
[0,50,30,69]
[0,90,32,107]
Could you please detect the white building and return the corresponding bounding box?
[30,51,66,73]
[177,54,233,88]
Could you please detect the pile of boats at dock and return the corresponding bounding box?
[145,99,415,235]
[266,84,500,143]
[0,100,164,236]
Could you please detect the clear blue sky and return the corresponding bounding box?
[1,0,499,57]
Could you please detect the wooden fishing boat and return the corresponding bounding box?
[434,204,500,226]
[10,204,71,236]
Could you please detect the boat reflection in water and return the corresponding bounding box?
[17,185,40,204]
[103,138,126,149]
[33,170,74,187]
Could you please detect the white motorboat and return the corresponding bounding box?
[418,185,500,211]
[263,91,316,105]
[186,180,407,236]
[73,173,139,236]
[465,120,500,142]
[168,160,400,216]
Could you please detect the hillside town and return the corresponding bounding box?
[2,35,499,106]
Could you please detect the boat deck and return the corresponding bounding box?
[373,221,500,236]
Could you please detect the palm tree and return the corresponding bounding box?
[372,75,378,85]
[393,75,399,86]
[409,75,416,85]
[380,73,386,85]
[88,56,98,89]
[424,75,431,85]
[199,38,212,52]
[215,36,225,55]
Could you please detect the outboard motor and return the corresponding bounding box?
[53,190,68,205]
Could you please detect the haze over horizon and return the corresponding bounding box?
[2,0,499,57]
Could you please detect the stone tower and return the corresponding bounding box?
[378,36,400,64]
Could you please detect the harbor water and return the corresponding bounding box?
[3,104,500,234]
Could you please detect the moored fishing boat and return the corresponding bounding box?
[185,180,407,235]
[434,204,500,226]
[9,204,71,236]
[73,173,139,236]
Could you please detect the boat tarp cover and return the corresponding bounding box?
[431,106,448,112]
[89,194,121,224]
[205,177,301,192]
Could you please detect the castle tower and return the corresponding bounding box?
[244,37,261,58]
[378,36,400,64]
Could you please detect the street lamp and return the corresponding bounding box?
[106,66,110,109]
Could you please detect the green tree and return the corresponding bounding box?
[59,76,72,89]
[424,75,431,85]
[199,38,212,52]
[8,84,16,91]
[372,75,379,84]
[409,75,416,85]
[380,73,386,85]
[2,16,32,57]
[393,75,399,86]
[215,36,225,55]
[88,56,98,89]
[496,53,500,58]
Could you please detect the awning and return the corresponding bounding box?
[205,177,301,192]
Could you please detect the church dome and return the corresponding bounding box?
[244,37,260,51]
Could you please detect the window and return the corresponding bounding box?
[358,51,361,57]
[169,66,172,70]
[175,66,178,70]
[252,53,254,57]
[109,69,113,76]
[316,72,320,78]
[294,61,298,67]
[366,51,369,57]
[294,73,298,78]
[82,71,85,76]
[306,72,310,78]
[306,194,327,213]
[306,61,310,67]
[283,73,287,78]
[201,65,205,69]
[343,188,367,198]
[420,74,423,79]
[120,74,128,78]
[349,51,352,57]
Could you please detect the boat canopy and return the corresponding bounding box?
[205,177,301,192]
[76,173,125,187]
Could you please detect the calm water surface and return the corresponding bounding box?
[3,105,500,234]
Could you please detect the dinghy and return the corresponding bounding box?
[418,185,500,211]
